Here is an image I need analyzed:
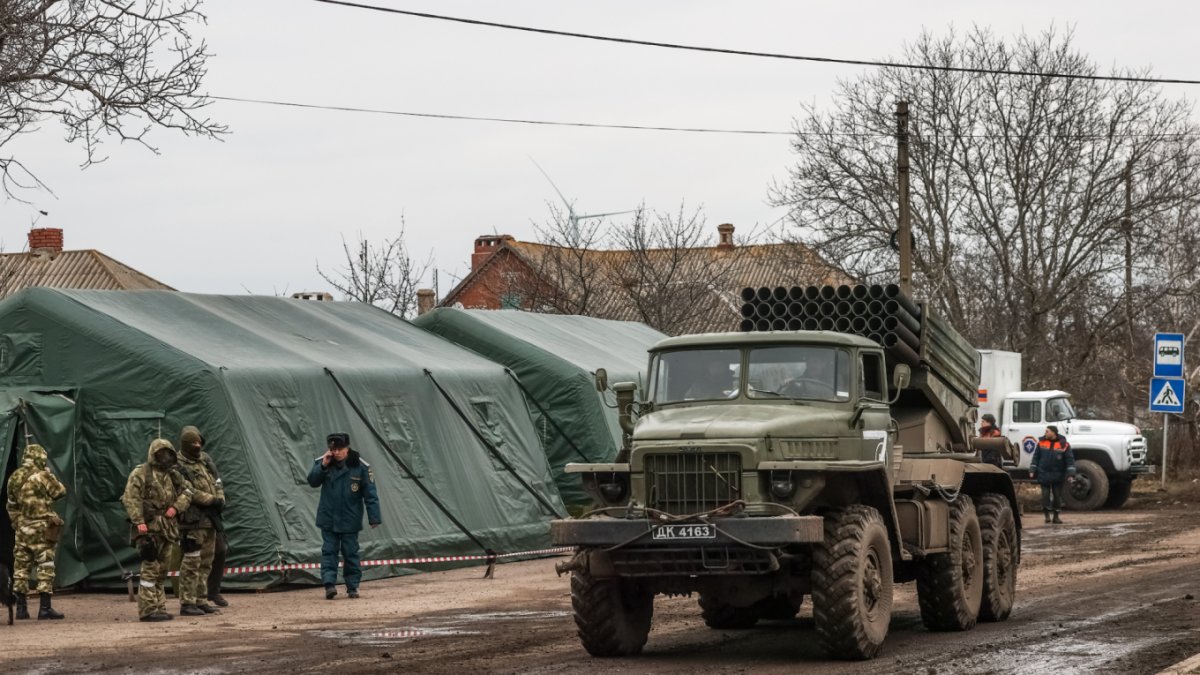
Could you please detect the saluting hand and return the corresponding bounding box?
[322,450,333,467]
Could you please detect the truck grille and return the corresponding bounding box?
[1130,436,1147,464]
[644,452,742,515]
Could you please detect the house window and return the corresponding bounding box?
[500,293,522,309]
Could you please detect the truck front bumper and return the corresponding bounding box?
[1129,464,1157,477]
[551,514,824,548]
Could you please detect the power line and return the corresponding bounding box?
[311,0,1200,86]
[211,95,795,135]
[212,95,1200,140]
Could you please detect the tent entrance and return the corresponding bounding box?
[0,410,18,570]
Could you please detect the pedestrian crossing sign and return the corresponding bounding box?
[1149,377,1185,414]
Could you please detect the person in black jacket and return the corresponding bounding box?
[1030,425,1076,524]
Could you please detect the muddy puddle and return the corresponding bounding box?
[1021,521,1144,554]
[311,610,570,645]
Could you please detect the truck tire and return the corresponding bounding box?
[1104,479,1132,509]
[812,505,893,660]
[571,568,653,657]
[699,593,759,629]
[977,493,1017,622]
[916,494,983,631]
[1062,459,1108,511]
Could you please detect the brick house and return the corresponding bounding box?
[439,224,848,334]
[0,228,173,299]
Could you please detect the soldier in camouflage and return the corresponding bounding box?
[5,444,67,620]
[122,439,194,622]
[175,426,224,616]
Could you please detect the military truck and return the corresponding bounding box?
[551,284,1020,660]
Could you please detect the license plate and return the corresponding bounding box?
[652,524,716,540]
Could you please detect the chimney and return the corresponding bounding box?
[28,227,64,255]
[717,223,735,249]
[416,288,436,315]
[292,291,334,301]
[471,234,514,270]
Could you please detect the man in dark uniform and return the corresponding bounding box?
[306,433,381,600]
[1030,425,1076,525]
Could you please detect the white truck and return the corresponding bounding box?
[978,350,1153,510]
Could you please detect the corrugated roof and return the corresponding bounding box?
[0,249,174,298]
[443,239,849,334]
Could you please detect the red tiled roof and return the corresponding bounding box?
[442,238,848,334]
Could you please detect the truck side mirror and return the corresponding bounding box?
[594,368,608,393]
[889,364,911,404]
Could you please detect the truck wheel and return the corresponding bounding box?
[1104,479,1132,509]
[812,505,893,660]
[699,593,759,629]
[977,493,1017,622]
[571,568,654,657]
[1062,459,1108,511]
[917,495,983,631]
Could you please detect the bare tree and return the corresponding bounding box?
[771,26,1200,425]
[482,202,796,335]
[0,1,225,196]
[317,224,433,318]
[608,205,750,335]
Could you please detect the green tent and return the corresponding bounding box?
[0,289,565,589]
[412,309,664,507]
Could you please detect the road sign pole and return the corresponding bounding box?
[1161,414,1169,489]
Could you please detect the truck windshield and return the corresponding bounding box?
[746,346,850,402]
[1046,396,1076,422]
[650,348,741,403]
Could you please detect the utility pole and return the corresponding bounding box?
[896,101,913,297]
[1124,160,1135,422]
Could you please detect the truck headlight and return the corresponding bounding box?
[769,471,797,500]
[598,474,628,503]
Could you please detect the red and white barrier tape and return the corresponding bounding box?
[166,546,572,577]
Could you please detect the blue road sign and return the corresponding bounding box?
[1154,333,1185,379]
[1149,377,1186,414]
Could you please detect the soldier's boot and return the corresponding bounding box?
[1052,511,1063,525]
[37,594,64,620]
[14,594,30,620]
[325,585,337,600]
[347,588,359,599]
[208,594,229,608]
[1043,511,1052,524]
[180,604,206,616]
[196,603,220,614]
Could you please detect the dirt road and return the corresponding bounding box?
[3,507,1199,674]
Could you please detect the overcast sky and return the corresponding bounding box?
[2,1,1196,298]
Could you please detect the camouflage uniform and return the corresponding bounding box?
[175,426,224,614]
[121,439,194,621]
[6,445,66,609]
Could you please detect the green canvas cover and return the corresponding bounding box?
[412,309,664,507]
[0,289,564,589]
